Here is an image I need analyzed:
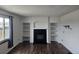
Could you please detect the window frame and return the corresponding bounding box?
[0,15,11,45]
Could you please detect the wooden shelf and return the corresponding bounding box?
[50,23,57,41]
[23,23,30,42]
[23,30,29,31]
[23,36,30,41]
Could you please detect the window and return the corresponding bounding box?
[0,16,13,48]
[0,17,4,41]
[5,18,10,39]
[0,16,10,42]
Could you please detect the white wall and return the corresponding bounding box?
[56,9,79,54]
[0,9,22,53]
[22,16,59,43]
[23,16,49,43]
[50,17,60,23]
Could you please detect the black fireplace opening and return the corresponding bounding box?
[34,29,47,44]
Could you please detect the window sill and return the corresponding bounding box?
[0,39,8,45]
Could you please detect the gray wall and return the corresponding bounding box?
[56,9,79,53]
[0,9,22,53]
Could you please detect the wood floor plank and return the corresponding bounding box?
[8,41,72,54]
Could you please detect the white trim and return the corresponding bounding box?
[6,41,22,54]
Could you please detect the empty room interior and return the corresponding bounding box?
[0,5,79,54]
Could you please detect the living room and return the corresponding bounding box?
[0,5,79,54]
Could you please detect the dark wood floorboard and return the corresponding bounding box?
[8,41,72,54]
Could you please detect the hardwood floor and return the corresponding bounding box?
[8,41,72,54]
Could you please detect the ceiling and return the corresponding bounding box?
[0,5,79,17]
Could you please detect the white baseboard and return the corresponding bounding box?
[6,41,22,54]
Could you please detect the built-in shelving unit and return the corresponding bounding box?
[50,23,57,41]
[23,23,30,42]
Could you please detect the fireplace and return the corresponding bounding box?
[34,29,47,44]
